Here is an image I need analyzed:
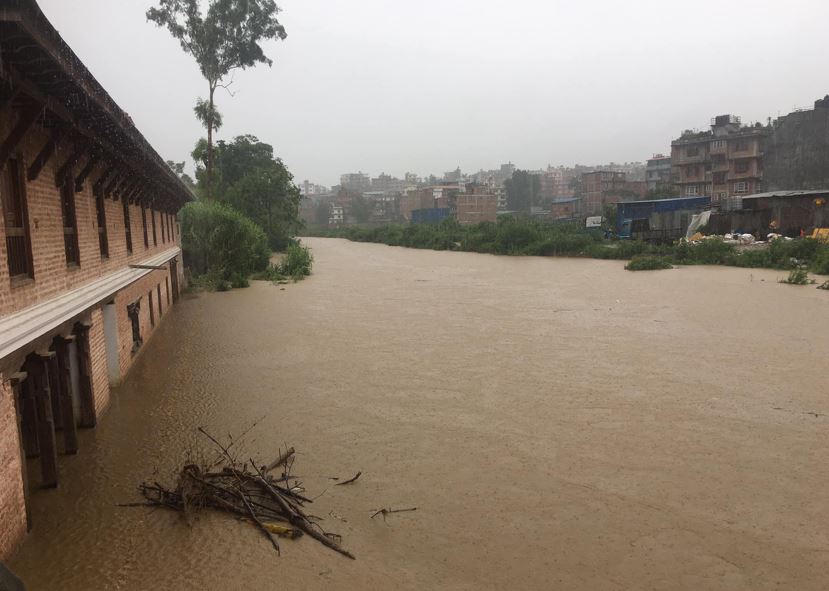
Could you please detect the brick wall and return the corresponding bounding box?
[0,122,181,317]
[87,307,110,416]
[112,265,176,381]
[0,379,26,560]
[456,194,497,224]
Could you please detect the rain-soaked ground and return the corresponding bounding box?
[9,237,829,590]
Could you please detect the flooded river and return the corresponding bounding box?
[9,237,829,590]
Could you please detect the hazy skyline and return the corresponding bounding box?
[40,0,829,187]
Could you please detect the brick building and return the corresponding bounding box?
[645,154,673,193]
[581,171,627,215]
[671,115,769,203]
[0,0,191,559]
[456,193,497,224]
[550,197,582,221]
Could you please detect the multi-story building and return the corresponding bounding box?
[328,204,344,226]
[671,115,769,202]
[339,172,370,193]
[300,180,329,196]
[581,171,627,215]
[550,197,582,221]
[0,1,191,559]
[456,194,497,224]
[645,154,673,193]
[370,173,405,194]
[399,188,434,221]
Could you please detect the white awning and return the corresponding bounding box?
[0,247,180,361]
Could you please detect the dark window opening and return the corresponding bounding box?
[157,284,163,317]
[165,277,171,306]
[60,176,80,266]
[148,290,155,327]
[95,192,108,258]
[123,198,133,254]
[735,160,750,174]
[1,157,34,279]
[128,301,142,352]
[141,204,149,248]
[151,209,157,246]
[160,211,166,244]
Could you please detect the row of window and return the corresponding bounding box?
[684,182,750,196]
[1,158,177,281]
[686,140,753,158]
[128,277,172,353]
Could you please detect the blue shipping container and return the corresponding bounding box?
[411,208,451,224]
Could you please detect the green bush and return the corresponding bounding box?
[672,238,736,265]
[625,255,673,271]
[180,201,270,284]
[811,249,829,275]
[780,268,811,285]
[279,242,314,279]
[253,242,314,283]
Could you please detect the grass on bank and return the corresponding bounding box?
[308,217,829,275]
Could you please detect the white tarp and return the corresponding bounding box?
[585,216,603,228]
[686,210,711,239]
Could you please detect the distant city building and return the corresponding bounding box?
[443,167,463,182]
[301,180,330,196]
[645,155,673,193]
[671,115,769,202]
[456,193,497,224]
[370,173,405,194]
[550,197,582,220]
[581,170,627,215]
[329,203,344,226]
[340,172,371,193]
[764,97,829,191]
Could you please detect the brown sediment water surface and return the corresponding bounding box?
[9,237,829,590]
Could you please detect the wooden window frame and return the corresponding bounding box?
[95,191,109,258]
[151,209,157,246]
[60,175,80,266]
[157,284,162,317]
[141,204,149,249]
[127,300,142,353]
[123,198,133,254]
[2,156,35,280]
[160,211,166,244]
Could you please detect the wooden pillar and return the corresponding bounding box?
[29,354,58,489]
[47,354,63,432]
[9,372,32,531]
[73,323,97,428]
[54,337,79,455]
[20,376,39,458]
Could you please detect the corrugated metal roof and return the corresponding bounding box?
[741,190,829,200]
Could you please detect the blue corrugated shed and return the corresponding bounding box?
[411,208,451,224]
[616,197,711,236]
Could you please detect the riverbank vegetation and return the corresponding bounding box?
[253,242,314,283]
[178,136,307,289]
[309,217,829,276]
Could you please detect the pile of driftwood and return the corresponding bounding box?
[126,427,355,559]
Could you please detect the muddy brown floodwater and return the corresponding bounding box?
[9,237,829,590]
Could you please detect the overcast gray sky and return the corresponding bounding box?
[40,0,829,187]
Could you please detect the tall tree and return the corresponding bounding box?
[504,170,540,212]
[193,135,302,249]
[147,0,287,199]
